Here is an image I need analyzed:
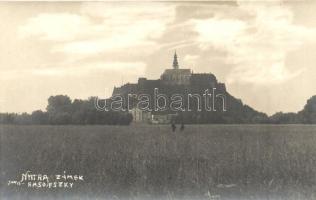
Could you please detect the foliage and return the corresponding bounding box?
[268,95,316,124]
[0,95,132,125]
[1,95,316,125]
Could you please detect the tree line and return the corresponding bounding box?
[0,95,315,125]
[0,95,132,125]
[269,95,316,124]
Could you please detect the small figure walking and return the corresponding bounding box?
[171,123,176,132]
[180,123,185,131]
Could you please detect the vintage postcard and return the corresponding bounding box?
[1,0,316,199]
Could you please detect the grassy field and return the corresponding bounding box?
[1,124,316,199]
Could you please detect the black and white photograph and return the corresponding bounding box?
[1,0,316,199]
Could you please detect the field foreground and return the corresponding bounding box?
[1,124,316,200]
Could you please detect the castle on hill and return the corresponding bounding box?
[113,52,226,96]
[111,52,228,123]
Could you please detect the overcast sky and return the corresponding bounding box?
[0,0,316,115]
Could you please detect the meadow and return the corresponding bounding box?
[1,124,316,200]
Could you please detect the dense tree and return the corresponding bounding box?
[0,95,132,125]
[1,95,315,125]
[269,112,299,124]
[267,95,316,124]
[31,110,48,124]
[0,113,16,124]
[299,95,316,123]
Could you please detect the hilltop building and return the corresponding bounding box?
[160,51,191,85]
[112,52,226,123]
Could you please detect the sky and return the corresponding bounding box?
[0,0,316,115]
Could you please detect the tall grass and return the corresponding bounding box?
[1,125,316,199]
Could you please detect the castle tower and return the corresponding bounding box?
[172,51,179,69]
[161,51,191,85]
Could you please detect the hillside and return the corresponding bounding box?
[112,72,268,124]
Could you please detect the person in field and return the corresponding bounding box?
[171,123,176,132]
[180,122,185,131]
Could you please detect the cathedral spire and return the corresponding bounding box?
[172,51,179,69]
